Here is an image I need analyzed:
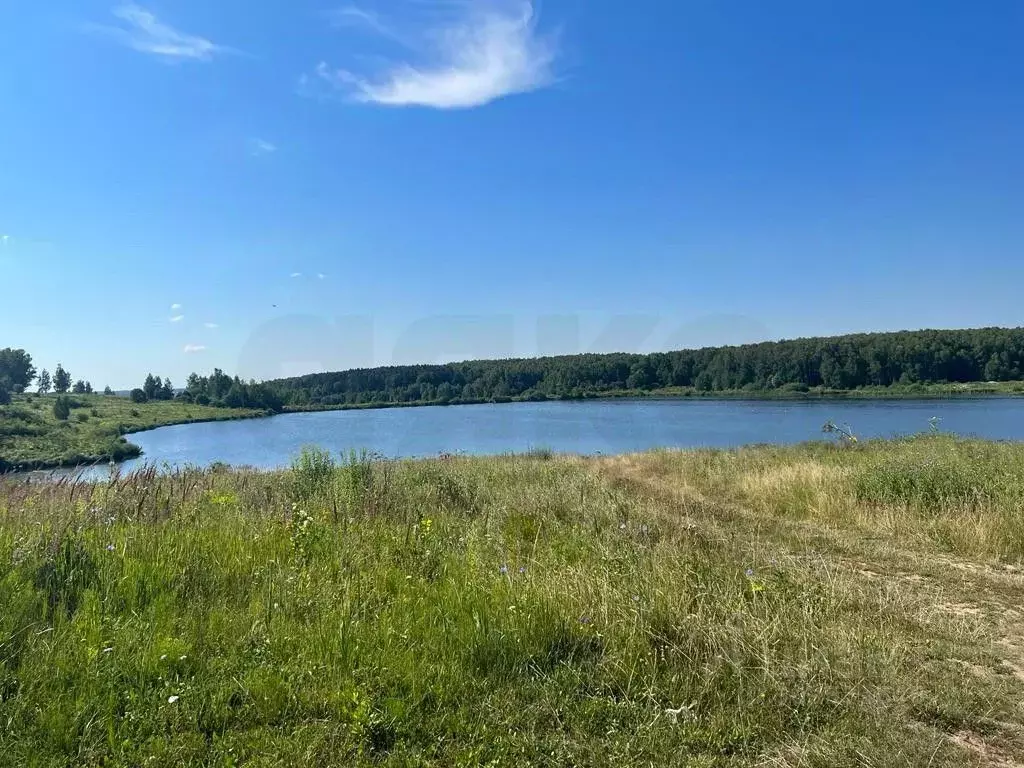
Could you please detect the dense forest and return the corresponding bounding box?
[261,327,1024,408]
[6,328,1024,416]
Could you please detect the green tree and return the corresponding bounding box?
[53,395,71,421]
[143,373,161,401]
[72,380,88,394]
[37,369,52,394]
[0,384,10,406]
[53,364,71,394]
[103,386,114,396]
[161,377,174,400]
[0,348,36,393]
[130,388,148,404]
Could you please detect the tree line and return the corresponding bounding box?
[0,352,99,404]
[6,327,1024,414]
[264,327,1024,406]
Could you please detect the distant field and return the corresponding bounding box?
[0,394,265,471]
[2,436,1024,765]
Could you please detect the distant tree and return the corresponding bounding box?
[0,348,36,394]
[72,380,88,394]
[103,386,114,396]
[0,384,10,406]
[37,369,52,395]
[160,377,174,400]
[53,395,71,421]
[130,388,148,404]
[143,373,161,401]
[53,364,71,394]
[84,381,93,394]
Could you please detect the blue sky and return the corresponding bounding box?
[1,1,1022,388]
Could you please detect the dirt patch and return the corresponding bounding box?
[952,730,1024,767]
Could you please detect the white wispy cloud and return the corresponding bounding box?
[0,235,8,246]
[317,273,326,280]
[169,315,185,323]
[89,4,233,61]
[183,344,207,354]
[311,1,559,109]
[204,322,219,329]
[170,302,182,310]
[290,272,302,278]
[329,6,407,44]
[248,138,277,156]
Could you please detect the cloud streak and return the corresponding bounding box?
[313,1,558,109]
[169,315,185,323]
[170,303,182,310]
[204,322,219,329]
[249,138,277,156]
[290,272,302,278]
[183,344,207,354]
[89,4,233,61]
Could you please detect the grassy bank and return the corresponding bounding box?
[0,394,265,472]
[3,436,1024,765]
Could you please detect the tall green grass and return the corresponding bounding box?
[0,439,1020,765]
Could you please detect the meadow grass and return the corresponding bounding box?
[0,394,265,471]
[2,436,1024,765]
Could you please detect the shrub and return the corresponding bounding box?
[52,396,71,421]
[339,449,375,511]
[129,388,148,404]
[291,446,336,502]
[75,413,89,423]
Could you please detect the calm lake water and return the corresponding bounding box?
[48,397,1024,479]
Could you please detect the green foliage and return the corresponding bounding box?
[37,368,51,395]
[52,395,71,421]
[291,446,336,502]
[103,386,113,396]
[854,438,1023,514]
[52,363,71,394]
[266,327,1024,407]
[71,379,92,394]
[339,448,375,510]
[185,368,283,412]
[0,393,265,471]
[0,347,36,393]
[129,388,148,404]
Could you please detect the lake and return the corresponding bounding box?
[48,396,1022,478]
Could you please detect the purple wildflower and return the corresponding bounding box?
[499,564,508,575]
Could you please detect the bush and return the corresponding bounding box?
[340,449,375,511]
[52,396,71,421]
[75,413,89,423]
[129,388,148,404]
[291,446,336,502]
